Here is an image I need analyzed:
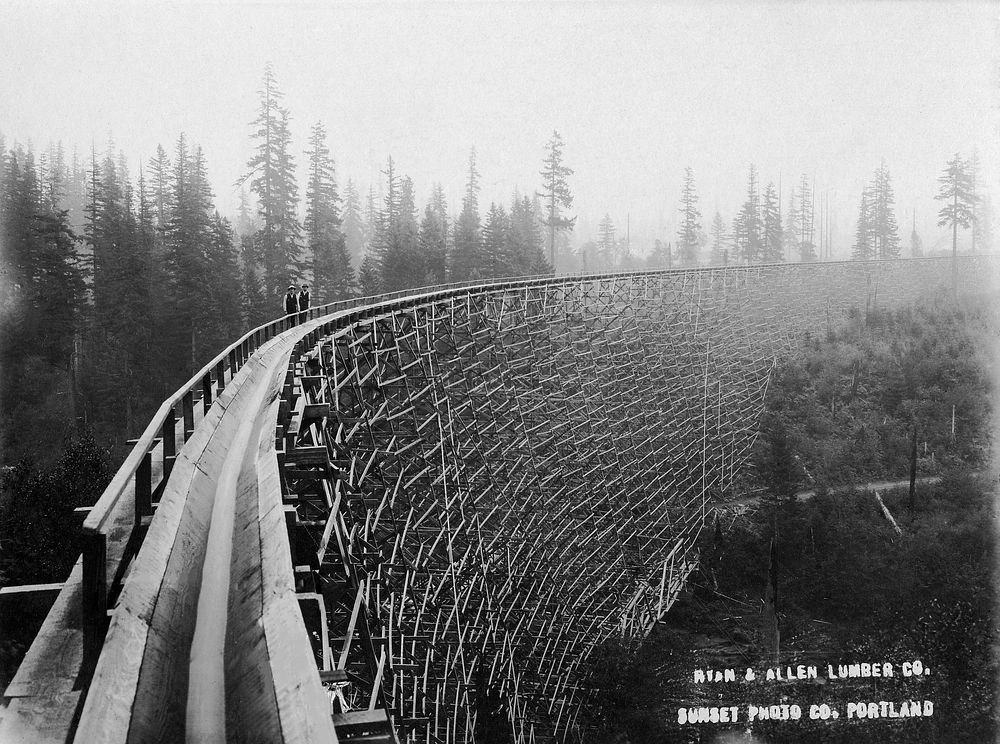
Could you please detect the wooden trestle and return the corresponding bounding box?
[2,258,997,743]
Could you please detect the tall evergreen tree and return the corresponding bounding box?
[481,202,512,278]
[81,145,155,432]
[147,144,171,230]
[381,174,420,290]
[597,213,616,268]
[677,167,702,266]
[304,121,354,302]
[538,131,575,268]
[733,165,762,263]
[871,162,901,259]
[0,143,89,458]
[367,156,400,292]
[418,183,449,284]
[761,182,783,262]
[508,193,549,276]
[851,187,875,261]
[5,146,84,370]
[205,211,244,348]
[240,235,268,327]
[709,211,728,265]
[235,187,255,240]
[451,148,483,281]
[161,137,218,374]
[795,174,817,262]
[241,63,302,302]
[418,201,448,286]
[341,179,367,275]
[935,153,976,260]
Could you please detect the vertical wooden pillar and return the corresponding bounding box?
[182,390,195,441]
[81,531,108,680]
[215,359,226,397]
[136,451,152,520]
[162,408,177,479]
[202,372,213,412]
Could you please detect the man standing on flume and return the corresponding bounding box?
[284,285,299,325]
[298,282,311,322]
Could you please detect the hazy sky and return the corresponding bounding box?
[2,0,997,256]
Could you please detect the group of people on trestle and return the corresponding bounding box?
[284,283,311,324]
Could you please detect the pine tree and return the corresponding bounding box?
[871,163,901,259]
[0,142,90,457]
[241,63,302,303]
[304,122,354,302]
[4,145,84,369]
[80,144,155,433]
[709,212,728,265]
[380,174,420,291]
[482,202,512,278]
[369,156,403,292]
[451,148,483,281]
[341,179,366,275]
[205,212,244,348]
[358,181,383,296]
[148,144,171,229]
[418,183,449,284]
[240,235,268,327]
[236,187,255,240]
[508,193,549,276]
[418,201,448,286]
[161,137,219,374]
[935,153,976,259]
[677,167,702,266]
[851,187,875,261]
[597,213,616,268]
[795,174,817,262]
[733,165,762,263]
[761,182,783,262]
[538,131,575,268]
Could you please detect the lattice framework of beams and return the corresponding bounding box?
[279,258,997,743]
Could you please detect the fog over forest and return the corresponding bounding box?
[1,1,996,258]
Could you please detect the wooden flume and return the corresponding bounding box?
[2,257,995,744]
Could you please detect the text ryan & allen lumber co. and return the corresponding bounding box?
[693,660,930,683]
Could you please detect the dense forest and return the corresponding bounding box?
[587,291,998,742]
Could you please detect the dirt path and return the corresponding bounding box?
[710,473,951,509]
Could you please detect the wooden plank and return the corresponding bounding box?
[0,583,64,599]
[303,402,330,423]
[332,708,390,731]
[5,560,83,700]
[286,445,330,466]
[0,690,82,744]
